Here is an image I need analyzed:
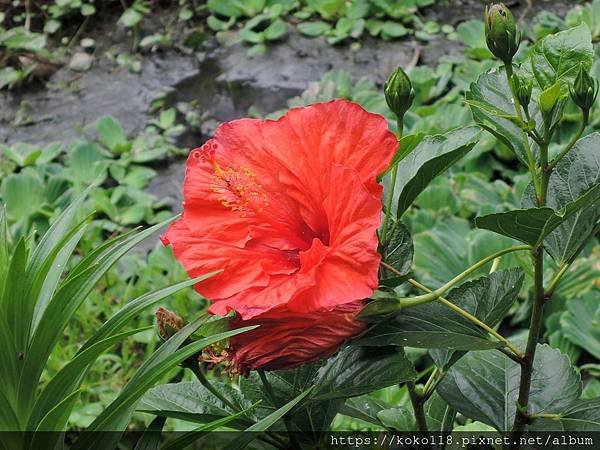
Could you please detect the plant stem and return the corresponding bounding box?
[258,371,300,449]
[407,381,428,432]
[189,364,240,414]
[510,99,553,447]
[504,63,542,203]
[397,245,531,308]
[549,109,588,170]
[406,275,524,359]
[381,119,404,244]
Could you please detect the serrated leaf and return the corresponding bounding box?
[475,181,600,246]
[360,269,524,353]
[467,68,537,167]
[531,398,600,431]
[523,133,600,263]
[394,127,480,216]
[381,221,413,284]
[312,345,417,400]
[438,344,582,431]
[529,24,594,90]
[137,380,252,427]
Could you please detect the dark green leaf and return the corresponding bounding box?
[467,68,536,166]
[361,269,524,352]
[475,181,600,245]
[438,344,581,431]
[533,399,600,431]
[312,346,417,400]
[382,221,413,278]
[394,127,480,216]
[529,24,594,90]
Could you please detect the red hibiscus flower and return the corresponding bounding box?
[162,99,397,370]
[227,302,367,372]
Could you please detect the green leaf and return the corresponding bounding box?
[298,21,331,37]
[529,24,594,90]
[264,19,287,41]
[137,380,252,427]
[95,116,130,153]
[339,396,392,426]
[377,406,415,431]
[74,318,257,450]
[381,221,413,282]
[541,133,600,263]
[533,399,600,431]
[27,328,149,431]
[67,142,108,184]
[438,344,581,431]
[226,388,313,450]
[312,345,417,400]
[81,273,217,352]
[361,269,524,353]
[1,169,45,222]
[120,8,143,27]
[466,68,535,166]
[133,416,166,450]
[561,293,600,359]
[394,127,480,216]
[475,181,600,246]
[160,403,260,450]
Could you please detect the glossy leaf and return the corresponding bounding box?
[381,221,413,282]
[529,24,594,90]
[533,399,600,431]
[312,345,417,400]
[360,269,524,352]
[438,344,582,431]
[466,68,536,166]
[394,127,480,216]
[475,181,599,245]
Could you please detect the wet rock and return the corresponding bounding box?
[68,52,94,72]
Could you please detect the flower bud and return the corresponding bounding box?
[570,64,598,112]
[484,3,520,64]
[512,74,532,110]
[384,67,415,119]
[156,307,184,341]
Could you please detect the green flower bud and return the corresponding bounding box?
[384,67,415,119]
[156,307,184,341]
[512,74,532,110]
[484,3,520,64]
[570,64,598,112]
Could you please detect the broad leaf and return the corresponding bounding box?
[542,133,600,263]
[529,24,594,90]
[360,269,524,352]
[561,293,600,359]
[381,221,413,284]
[312,345,417,400]
[339,396,393,427]
[138,380,253,427]
[475,180,600,245]
[533,399,600,431]
[467,68,536,166]
[438,344,582,431]
[394,127,480,216]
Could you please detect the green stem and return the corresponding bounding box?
[397,245,531,308]
[549,109,588,170]
[258,371,300,449]
[381,119,404,244]
[505,63,542,202]
[406,276,524,359]
[407,381,428,433]
[190,364,241,414]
